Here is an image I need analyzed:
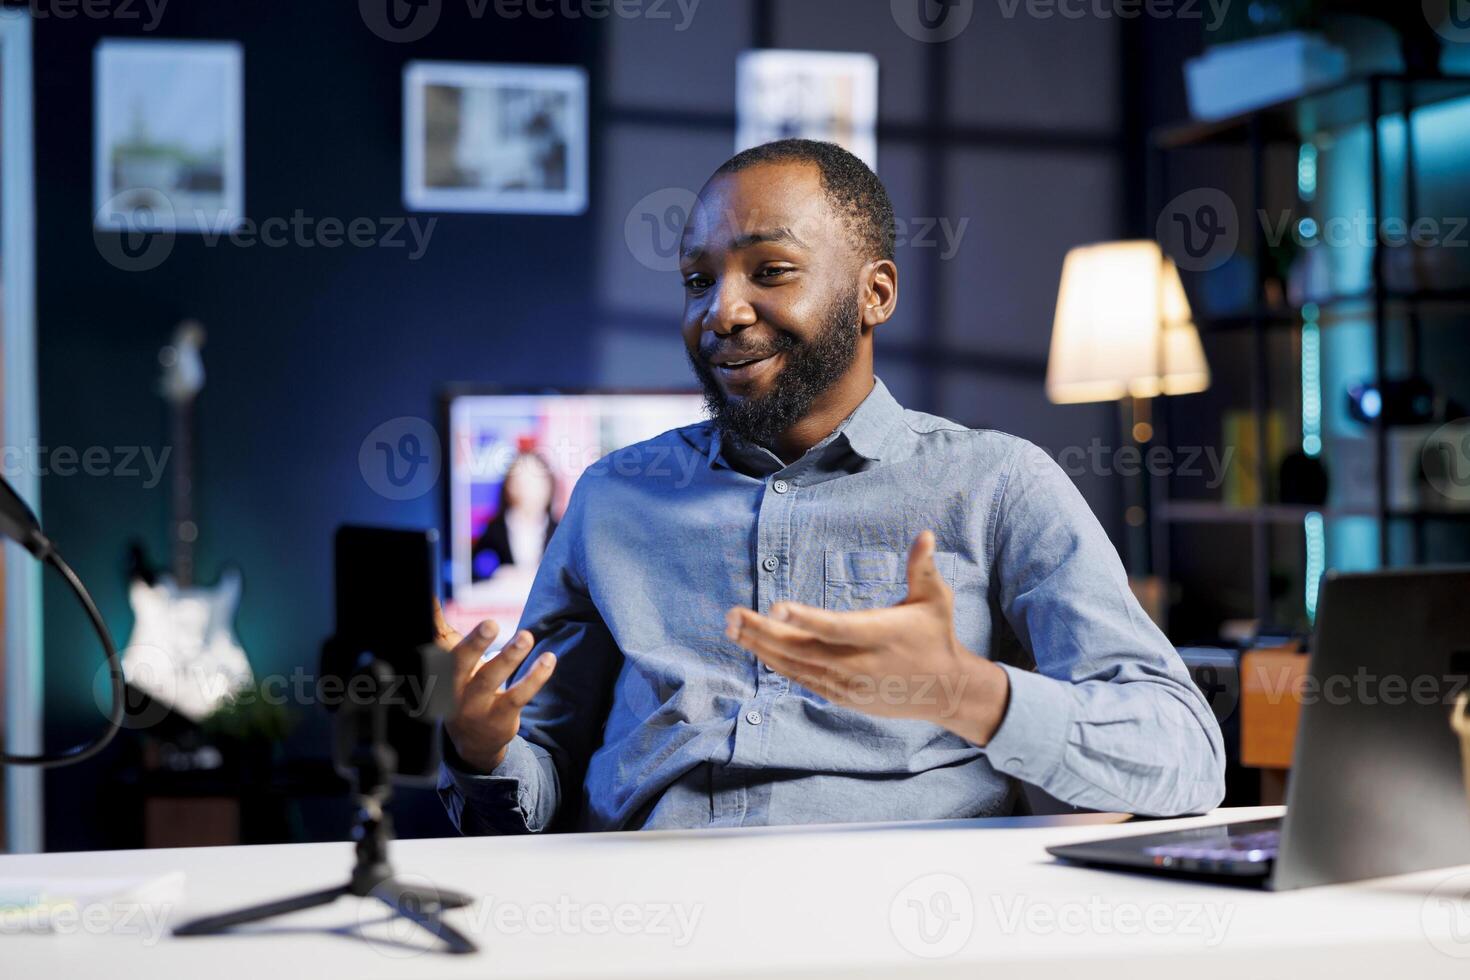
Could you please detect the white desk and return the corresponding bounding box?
[4,805,1469,978]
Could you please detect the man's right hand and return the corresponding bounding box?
[438,602,558,774]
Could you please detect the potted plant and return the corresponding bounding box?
[201,681,298,784]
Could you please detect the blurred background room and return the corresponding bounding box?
[3,0,1470,852]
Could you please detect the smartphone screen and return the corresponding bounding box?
[326,525,444,782]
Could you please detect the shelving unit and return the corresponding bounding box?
[1147,74,1470,634]
[1192,288,1470,332]
[1158,500,1470,526]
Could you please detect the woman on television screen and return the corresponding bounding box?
[471,450,559,582]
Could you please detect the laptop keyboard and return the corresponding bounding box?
[1143,828,1281,865]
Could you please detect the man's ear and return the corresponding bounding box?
[860,259,899,331]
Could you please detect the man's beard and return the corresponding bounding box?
[686,288,862,451]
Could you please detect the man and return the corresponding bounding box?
[437,139,1225,834]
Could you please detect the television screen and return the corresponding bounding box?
[443,390,705,649]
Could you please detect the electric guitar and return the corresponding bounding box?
[123,322,253,723]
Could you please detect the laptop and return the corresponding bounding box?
[1047,567,1470,890]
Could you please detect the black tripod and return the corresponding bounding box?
[173,659,477,954]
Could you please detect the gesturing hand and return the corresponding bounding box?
[725,530,1010,746]
[437,602,558,774]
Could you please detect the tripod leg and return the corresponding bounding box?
[173,884,350,937]
[382,879,473,910]
[373,879,478,955]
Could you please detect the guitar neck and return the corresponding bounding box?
[171,394,196,589]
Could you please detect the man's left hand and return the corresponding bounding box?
[725,530,1011,746]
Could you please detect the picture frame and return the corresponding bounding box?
[736,50,880,170]
[93,39,244,235]
[403,61,589,215]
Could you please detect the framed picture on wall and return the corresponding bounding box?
[93,39,244,234]
[404,62,589,215]
[736,50,879,170]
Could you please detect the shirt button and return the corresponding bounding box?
[762,662,775,672]
[745,710,763,726]
[773,479,790,494]
[761,555,779,572]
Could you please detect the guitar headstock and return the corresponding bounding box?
[159,320,206,405]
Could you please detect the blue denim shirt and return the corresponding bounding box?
[438,376,1226,833]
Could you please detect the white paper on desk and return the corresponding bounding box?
[0,871,185,935]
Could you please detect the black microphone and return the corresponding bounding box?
[0,474,125,769]
[0,473,52,558]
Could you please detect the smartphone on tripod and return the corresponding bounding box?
[322,524,453,783]
[174,524,474,954]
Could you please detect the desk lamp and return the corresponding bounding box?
[1046,240,1211,584]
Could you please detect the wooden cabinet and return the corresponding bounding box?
[1240,645,1307,803]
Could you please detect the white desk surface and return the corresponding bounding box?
[4,805,1469,978]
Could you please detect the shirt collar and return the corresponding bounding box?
[705,375,904,471]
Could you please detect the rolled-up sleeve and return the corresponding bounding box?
[437,475,623,834]
[981,441,1226,816]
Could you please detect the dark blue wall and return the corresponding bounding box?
[38,4,600,848]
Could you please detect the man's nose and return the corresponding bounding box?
[703,281,758,336]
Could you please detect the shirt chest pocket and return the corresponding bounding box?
[823,549,960,612]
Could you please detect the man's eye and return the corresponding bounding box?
[683,275,712,291]
[757,266,794,280]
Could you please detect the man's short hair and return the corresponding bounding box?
[715,139,897,263]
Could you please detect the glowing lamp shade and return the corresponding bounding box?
[1045,241,1211,405]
